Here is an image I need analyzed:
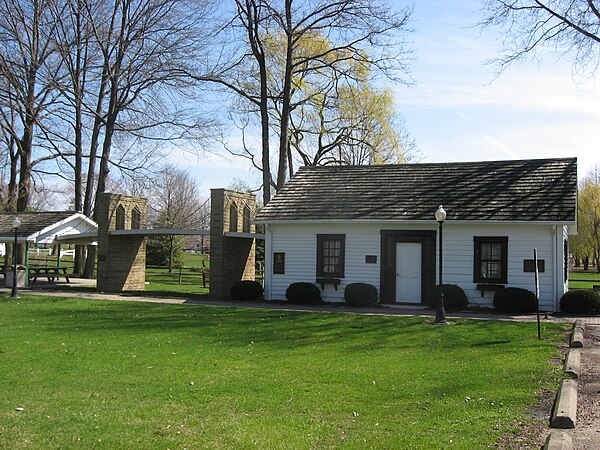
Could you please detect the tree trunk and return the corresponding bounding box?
[82,245,96,279]
[276,0,293,191]
[74,245,85,275]
[168,236,174,273]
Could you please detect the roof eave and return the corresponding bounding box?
[256,218,577,226]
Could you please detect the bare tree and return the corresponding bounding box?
[480,0,600,78]
[268,0,413,190]
[192,0,413,204]
[0,0,64,212]
[47,0,216,277]
[147,164,206,271]
[186,0,274,205]
[0,98,20,211]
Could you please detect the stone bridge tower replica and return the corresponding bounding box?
[96,193,147,292]
[209,189,257,299]
[95,189,257,298]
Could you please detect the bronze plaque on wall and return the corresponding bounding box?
[273,252,285,274]
[523,259,545,273]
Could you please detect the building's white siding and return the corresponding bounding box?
[444,224,556,310]
[558,225,571,310]
[266,223,381,302]
[264,221,565,311]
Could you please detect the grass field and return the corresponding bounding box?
[0,295,567,449]
[569,271,600,289]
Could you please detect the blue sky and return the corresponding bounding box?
[179,0,600,197]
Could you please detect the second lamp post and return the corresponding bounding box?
[11,216,21,299]
[435,205,447,324]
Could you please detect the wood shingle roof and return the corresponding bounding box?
[0,212,76,237]
[255,158,577,223]
[0,212,98,245]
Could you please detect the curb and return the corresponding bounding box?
[545,320,585,444]
[570,320,585,347]
[543,431,573,450]
[550,379,577,429]
[570,328,584,347]
[563,349,580,379]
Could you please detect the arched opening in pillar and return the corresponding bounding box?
[243,204,252,233]
[131,207,142,229]
[115,204,126,230]
[229,203,238,232]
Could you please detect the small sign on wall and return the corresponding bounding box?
[365,255,377,264]
[524,259,545,273]
[273,252,285,274]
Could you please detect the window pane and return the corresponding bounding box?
[489,243,502,259]
[481,260,501,280]
[481,243,491,259]
[323,240,340,273]
[482,243,502,261]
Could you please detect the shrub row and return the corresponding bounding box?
[231,280,600,316]
[233,280,472,309]
[426,284,468,310]
[560,289,600,314]
[230,280,263,301]
[286,282,322,304]
[493,287,537,313]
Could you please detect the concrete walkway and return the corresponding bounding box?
[2,277,600,325]
[571,324,600,449]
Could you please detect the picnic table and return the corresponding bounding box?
[28,266,71,284]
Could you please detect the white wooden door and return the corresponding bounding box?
[396,242,422,303]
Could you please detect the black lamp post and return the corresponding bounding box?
[10,216,21,299]
[434,205,447,324]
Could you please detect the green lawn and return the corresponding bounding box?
[0,295,566,449]
[569,271,600,289]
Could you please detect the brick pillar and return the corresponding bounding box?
[210,189,256,299]
[96,193,147,292]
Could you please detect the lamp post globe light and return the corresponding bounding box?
[434,205,447,324]
[10,216,21,299]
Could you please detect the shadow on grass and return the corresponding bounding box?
[2,294,560,356]
[26,284,209,301]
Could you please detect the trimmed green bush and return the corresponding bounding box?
[493,287,537,313]
[560,289,600,315]
[286,282,321,304]
[426,284,468,310]
[230,280,263,301]
[344,283,378,307]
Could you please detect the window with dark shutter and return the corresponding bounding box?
[316,234,345,278]
[474,237,508,284]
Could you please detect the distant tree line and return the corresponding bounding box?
[571,165,600,272]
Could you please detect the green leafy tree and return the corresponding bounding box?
[572,170,600,272]
[289,82,417,168]
[195,0,412,204]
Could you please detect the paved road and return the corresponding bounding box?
[572,325,600,449]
